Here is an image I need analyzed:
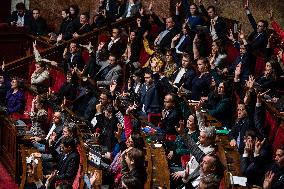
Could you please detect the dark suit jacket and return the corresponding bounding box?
[160,108,181,135]
[228,117,252,154]
[121,1,141,18]
[240,141,272,186]
[151,13,180,52]
[139,74,163,114]
[62,52,85,75]
[247,13,268,53]
[200,5,228,42]
[9,11,32,26]
[52,149,80,182]
[229,51,251,84]
[175,34,192,55]
[171,67,196,90]
[107,38,127,58]
[28,17,48,36]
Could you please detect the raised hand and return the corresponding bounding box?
[1,61,5,71]
[239,30,245,40]
[97,42,105,51]
[234,63,242,77]
[109,80,117,93]
[175,120,185,135]
[136,17,142,27]
[57,34,63,42]
[244,0,249,10]
[227,29,235,41]
[143,30,148,39]
[33,40,37,50]
[115,123,123,140]
[263,171,274,189]
[87,41,93,53]
[246,75,255,90]
[172,34,181,42]
[244,138,253,154]
[176,2,181,10]
[139,7,144,16]
[148,1,153,13]
[254,138,266,155]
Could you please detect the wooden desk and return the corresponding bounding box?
[216,135,246,189]
[18,145,43,189]
[147,143,170,189]
[0,115,19,181]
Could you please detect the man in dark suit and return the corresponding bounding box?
[121,0,141,18]
[151,11,180,53]
[56,42,85,75]
[51,137,80,188]
[103,0,118,23]
[139,69,163,115]
[9,2,32,27]
[160,93,181,137]
[240,130,272,186]
[171,53,196,91]
[199,1,227,42]
[31,112,64,153]
[28,8,48,36]
[244,2,268,74]
[106,27,127,58]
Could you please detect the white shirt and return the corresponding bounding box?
[155,29,170,45]
[134,83,141,94]
[108,37,120,50]
[175,35,186,54]
[17,14,25,26]
[210,16,219,41]
[174,68,186,84]
[126,3,135,17]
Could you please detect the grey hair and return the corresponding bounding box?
[202,126,216,141]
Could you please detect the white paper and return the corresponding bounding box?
[230,176,247,186]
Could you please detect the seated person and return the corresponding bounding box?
[27,96,48,137]
[9,2,32,27]
[106,27,127,58]
[49,137,80,188]
[6,78,25,115]
[121,148,147,187]
[191,58,211,100]
[31,111,64,153]
[91,104,118,153]
[69,12,92,39]
[31,62,50,94]
[51,42,85,75]
[93,42,122,86]
[174,127,223,188]
[172,125,216,187]
[229,102,253,153]
[28,8,48,36]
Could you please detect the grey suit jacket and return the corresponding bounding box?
[95,51,122,86]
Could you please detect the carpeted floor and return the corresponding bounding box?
[0,161,18,189]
